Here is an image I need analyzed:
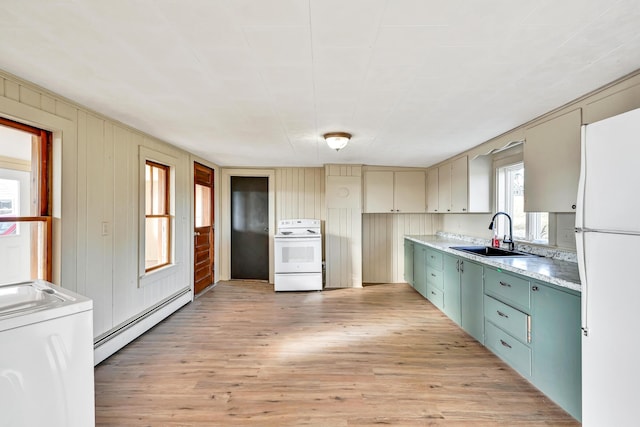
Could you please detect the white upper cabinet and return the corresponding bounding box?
[438,164,452,212]
[450,156,468,213]
[432,155,491,214]
[524,108,581,213]
[363,171,394,212]
[363,170,426,213]
[395,171,427,212]
[438,156,468,213]
[427,168,439,213]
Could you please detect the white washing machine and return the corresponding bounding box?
[0,280,94,427]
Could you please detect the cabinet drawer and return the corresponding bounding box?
[485,321,532,378]
[484,268,531,312]
[426,284,444,311]
[484,295,530,344]
[426,249,443,270]
[426,268,444,290]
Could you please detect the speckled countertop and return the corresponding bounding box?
[405,234,581,293]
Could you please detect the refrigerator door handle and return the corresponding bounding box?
[576,230,589,336]
[575,124,588,229]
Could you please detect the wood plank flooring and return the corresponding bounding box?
[94,282,579,426]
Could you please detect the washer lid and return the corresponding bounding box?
[0,280,92,332]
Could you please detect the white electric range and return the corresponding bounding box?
[274,219,322,291]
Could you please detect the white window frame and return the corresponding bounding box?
[494,146,549,245]
[138,146,176,286]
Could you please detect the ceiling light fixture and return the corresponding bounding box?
[324,132,351,151]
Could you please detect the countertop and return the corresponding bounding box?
[405,235,581,293]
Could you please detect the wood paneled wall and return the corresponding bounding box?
[325,165,362,288]
[0,71,192,344]
[362,213,436,283]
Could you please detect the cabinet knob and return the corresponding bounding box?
[447,209,451,212]
[571,204,576,210]
[462,208,467,211]
[532,285,539,291]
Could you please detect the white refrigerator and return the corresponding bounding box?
[576,107,640,426]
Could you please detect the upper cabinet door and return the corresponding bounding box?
[438,164,452,213]
[427,168,439,213]
[524,109,581,213]
[450,156,468,213]
[363,170,426,213]
[363,170,394,213]
[394,171,426,213]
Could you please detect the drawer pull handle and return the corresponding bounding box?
[431,273,436,277]
[431,291,436,295]
[499,281,511,288]
[500,339,512,349]
[497,310,508,318]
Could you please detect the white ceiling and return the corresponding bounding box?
[0,0,639,167]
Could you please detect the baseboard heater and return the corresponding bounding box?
[93,287,192,365]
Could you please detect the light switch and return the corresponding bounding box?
[101,221,109,236]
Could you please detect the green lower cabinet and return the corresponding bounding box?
[426,283,444,310]
[531,282,582,422]
[485,320,532,378]
[404,240,414,286]
[443,254,461,325]
[413,245,427,297]
[405,241,581,422]
[460,259,484,343]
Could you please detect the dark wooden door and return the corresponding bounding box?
[194,163,214,294]
[230,176,269,280]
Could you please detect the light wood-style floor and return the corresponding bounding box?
[94,281,579,426]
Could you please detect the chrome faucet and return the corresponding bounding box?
[489,212,514,251]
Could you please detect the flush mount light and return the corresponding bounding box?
[323,132,351,151]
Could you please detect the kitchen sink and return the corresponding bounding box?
[450,245,536,258]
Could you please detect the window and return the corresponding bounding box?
[0,117,52,283]
[496,162,548,244]
[145,161,171,272]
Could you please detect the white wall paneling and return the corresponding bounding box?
[325,165,362,288]
[213,167,325,284]
[275,167,325,222]
[362,213,436,284]
[0,70,192,362]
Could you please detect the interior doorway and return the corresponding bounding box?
[194,162,214,294]
[230,176,269,280]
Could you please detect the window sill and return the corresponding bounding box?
[139,263,178,288]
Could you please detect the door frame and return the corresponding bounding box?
[220,168,275,284]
